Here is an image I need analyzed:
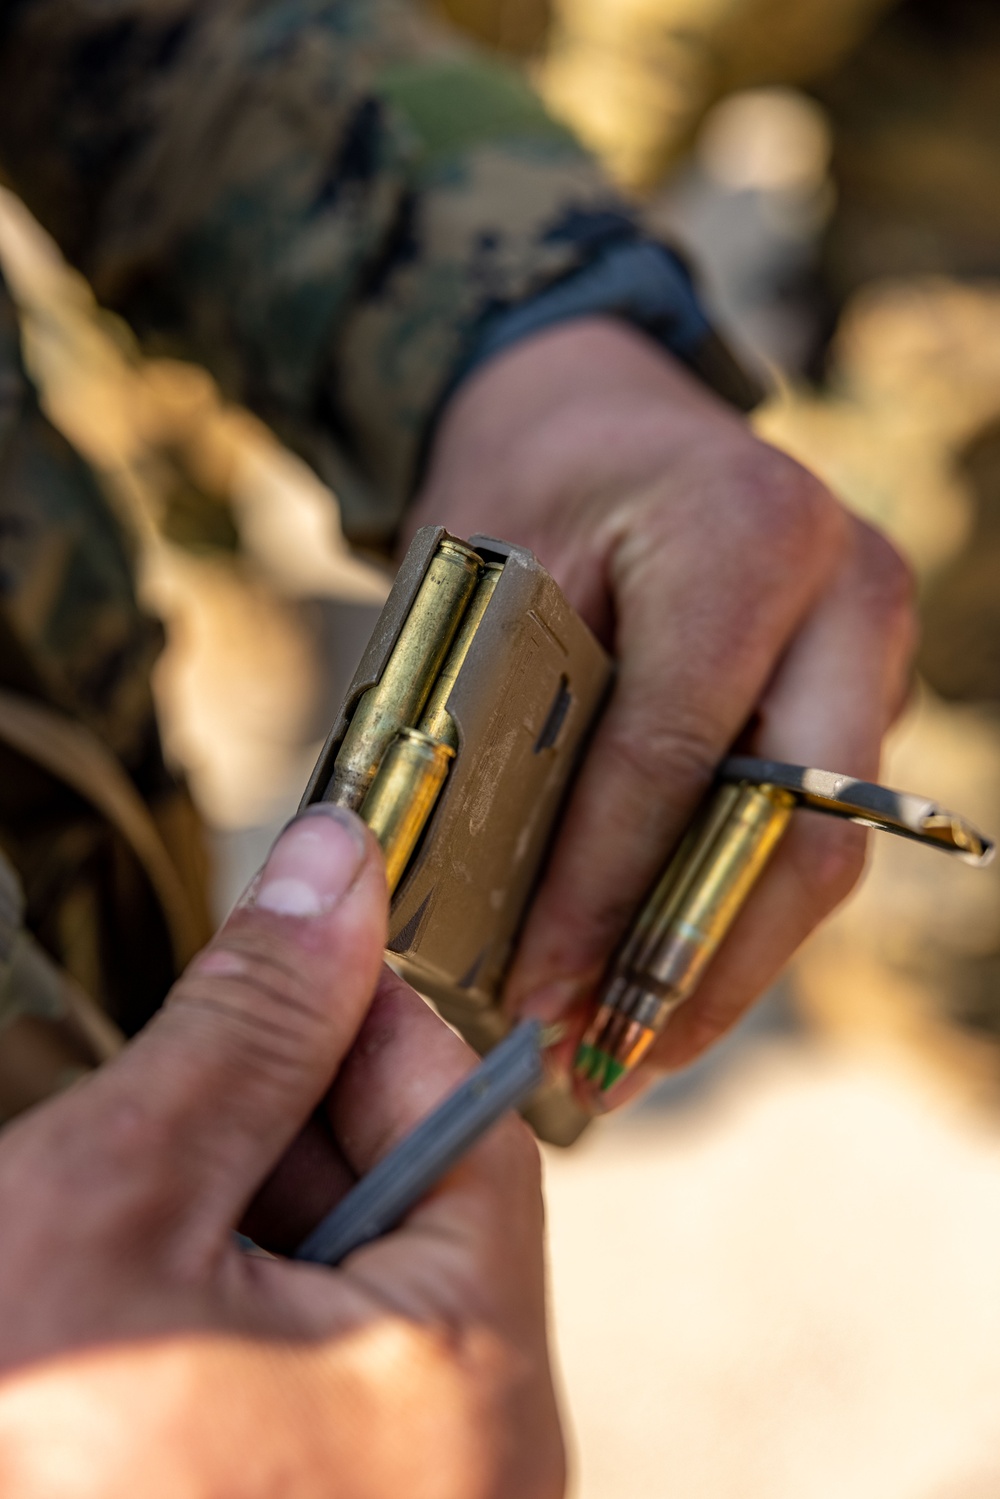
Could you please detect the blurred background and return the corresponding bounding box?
[3,0,1000,1491]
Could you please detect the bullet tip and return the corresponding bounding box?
[574,1043,626,1091]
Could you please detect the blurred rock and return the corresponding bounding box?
[539,0,896,189]
[757,277,1000,573]
[920,417,1000,704]
[651,88,835,375]
[754,274,1000,1075]
[793,689,1000,1097]
[813,0,1000,303]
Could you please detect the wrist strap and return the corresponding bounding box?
[457,239,765,412]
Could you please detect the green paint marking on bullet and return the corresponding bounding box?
[574,1044,626,1090]
[574,1043,598,1079]
[597,1054,626,1091]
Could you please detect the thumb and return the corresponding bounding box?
[100,804,387,1230]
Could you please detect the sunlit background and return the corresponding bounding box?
[4,0,1000,1492]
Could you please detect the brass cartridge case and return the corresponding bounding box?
[637,782,794,997]
[610,782,746,986]
[360,729,455,894]
[578,781,794,1091]
[326,539,481,809]
[419,562,504,749]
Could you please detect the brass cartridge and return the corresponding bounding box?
[635,782,794,996]
[419,562,504,749]
[326,539,481,809]
[608,782,746,988]
[578,782,794,1091]
[360,729,455,894]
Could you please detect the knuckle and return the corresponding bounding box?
[604,708,717,800]
[733,445,844,566]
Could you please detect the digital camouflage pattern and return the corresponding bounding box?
[0,274,162,764]
[0,261,192,1062]
[0,0,645,540]
[0,0,649,1098]
[0,0,650,792]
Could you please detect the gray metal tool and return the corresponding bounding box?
[294,1019,548,1267]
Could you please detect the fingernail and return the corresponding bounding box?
[253,805,369,917]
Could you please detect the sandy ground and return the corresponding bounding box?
[545,1039,1000,1499]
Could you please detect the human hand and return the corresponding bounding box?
[0,807,563,1499]
[411,317,916,1103]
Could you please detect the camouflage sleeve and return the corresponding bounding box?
[0,0,645,543]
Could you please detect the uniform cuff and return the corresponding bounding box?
[455,239,765,415]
